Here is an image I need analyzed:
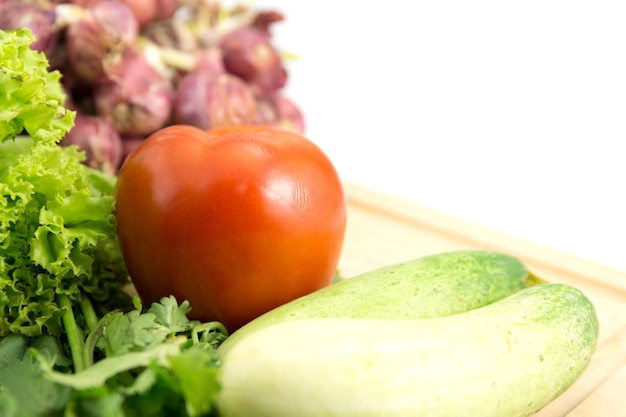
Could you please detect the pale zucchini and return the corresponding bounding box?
[219,250,542,352]
[216,283,598,417]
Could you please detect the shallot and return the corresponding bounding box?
[65,0,138,82]
[173,49,257,129]
[219,11,287,95]
[0,1,59,56]
[4,1,304,174]
[60,114,123,175]
[94,48,173,136]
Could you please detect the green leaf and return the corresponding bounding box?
[0,391,19,417]
[44,338,186,390]
[1,28,129,339]
[147,297,200,333]
[0,351,72,416]
[30,334,73,369]
[0,334,27,371]
[121,364,188,417]
[120,367,158,396]
[0,138,128,338]
[168,347,221,417]
[69,387,125,417]
[0,28,74,145]
[99,310,169,357]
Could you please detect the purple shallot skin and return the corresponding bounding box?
[0,1,59,57]
[173,48,257,129]
[65,0,139,83]
[219,10,288,96]
[95,48,174,136]
[61,114,123,175]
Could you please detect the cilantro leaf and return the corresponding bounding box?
[98,310,170,357]
[147,296,200,333]
[169,347,222,417]
[121,364,189,417]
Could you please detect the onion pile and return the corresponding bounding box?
[0,0,303,174]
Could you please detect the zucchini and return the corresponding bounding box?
[217,283,598,417]
[219,250,542,352]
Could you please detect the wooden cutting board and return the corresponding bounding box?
[340,183,626,417]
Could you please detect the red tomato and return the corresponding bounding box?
[115,124,347,331]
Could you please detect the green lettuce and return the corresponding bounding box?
[0,28,73,145]
[1,28,129,337]
[0,28,225,417]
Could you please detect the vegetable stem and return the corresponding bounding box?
[79,295,100,331]
[45,336,187,389]
[82,316,106,368]
[191,322,229,347]
[57,294,86,373]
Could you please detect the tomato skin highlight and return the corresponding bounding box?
[115,124,347,331]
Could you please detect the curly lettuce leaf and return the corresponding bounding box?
[1,29,129,338]
[1,138,129,337]
[0,28,73,145]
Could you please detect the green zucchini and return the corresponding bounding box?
[217,283,598,417]
[219,250,542,352]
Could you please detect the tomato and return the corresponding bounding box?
[115,124,347,331]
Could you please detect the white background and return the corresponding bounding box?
[234,1,626,272]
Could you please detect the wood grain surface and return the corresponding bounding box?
[340,183,626,417]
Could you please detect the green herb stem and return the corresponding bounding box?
[82,316,106,368]
[57,294,86,373]
[79,295,100,332]
[45,337,187,390]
